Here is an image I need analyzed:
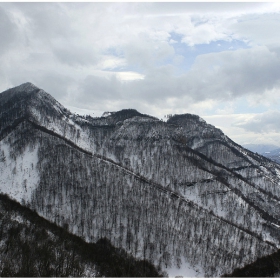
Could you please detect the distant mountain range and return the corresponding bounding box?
[243,144,279,154]
[1,82,280,277]
[243,144,280,164]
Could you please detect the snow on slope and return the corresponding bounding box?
[167,260,203,277]
[0,141,39,203]
[29,105,96,153]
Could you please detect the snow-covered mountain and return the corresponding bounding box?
[264,148,280,164]
[243,144,280,155]
[244,144,280,164]
[1,82,280,277]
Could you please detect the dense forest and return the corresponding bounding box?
[0,193,164,277]
[2,121,276,277]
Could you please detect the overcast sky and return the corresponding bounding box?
[1,2,280,146]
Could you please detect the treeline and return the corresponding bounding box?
[0,193,164,277]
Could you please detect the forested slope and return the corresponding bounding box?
[0,193,163,277]
[1,82,280,277]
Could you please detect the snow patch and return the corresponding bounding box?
[272,223,280,228]
[102,111,112,117]
[166,259,204,278]
[0,142,39,203]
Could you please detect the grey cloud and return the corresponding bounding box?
[79,75,122,103]
[33,72,76,101]
[123,36,175,70]
[52,46,99,67]
[231,13,280,47]
[133,2,269,16]
[179,47,280,101]
[69,46,280,114]
[3,44,280,116]
[14,2,75,40]
[5,67,76,102]
[6,3,109,68]
[125,66,178,100]
[233,111,280,133]
[69,67,179,113]
[124,46,280,104]
[0,7,18,54]
[72,73,174,115]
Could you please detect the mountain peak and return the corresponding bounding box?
[103,108,158,125]
[167,113,206,124]
[13,82,40,93]
[110,109,143,119]
[0,82,42,106]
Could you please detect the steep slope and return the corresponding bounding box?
[1,122,275,277]
[1,83,280,277]
[0,193,162,277]
[92,112,280,246]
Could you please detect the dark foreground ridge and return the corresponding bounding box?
[0,193,164,277]
[222,249,280,277]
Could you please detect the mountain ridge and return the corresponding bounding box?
[1,83,280,277]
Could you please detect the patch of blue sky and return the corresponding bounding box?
[103,47,123,57]
[163,32,250,74]
[103,64,143,74]
[103,34,250,77]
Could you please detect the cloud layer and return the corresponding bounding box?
[233,111,280,133]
